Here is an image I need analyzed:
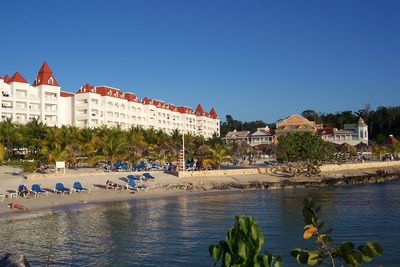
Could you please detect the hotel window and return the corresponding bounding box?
[48,77,54,85]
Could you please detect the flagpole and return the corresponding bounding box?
[182,131,185,171]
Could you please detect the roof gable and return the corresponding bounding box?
[9,72,28,83]
[33,61,59,87]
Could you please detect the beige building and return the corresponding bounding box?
[274,114,317,137]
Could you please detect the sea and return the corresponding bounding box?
[0,181,399,266]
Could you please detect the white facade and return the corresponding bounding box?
[0,73,61,127]
[320,118,369,146]
[0,63,220,138]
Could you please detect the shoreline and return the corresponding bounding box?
[1,165,400,220]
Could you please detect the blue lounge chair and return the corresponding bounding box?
[54,183,70,194]
[125,179,148,192]
[18,184,31,197]
[31,184,48,197]
[72,182,90,193]
[142,172,155,180]
[128,175,142,181]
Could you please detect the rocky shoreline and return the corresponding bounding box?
[161,169,400,191]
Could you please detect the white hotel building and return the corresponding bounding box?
[0,62,220,138]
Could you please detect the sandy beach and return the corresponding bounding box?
[1,163,399,219]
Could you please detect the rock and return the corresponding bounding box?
[0,252,30,267]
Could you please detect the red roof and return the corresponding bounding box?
[32,61,59,87]
[3,74,10,83]
[9,72,28,83]
[60,91,74,97]
[124,92,140,102]
[209,107,219,119]
[384,135,399,145]
[177,106,194,114]
[195,104,207,116]
[0,74,2,80]
[142,97,152,105]
[317,127,334,135]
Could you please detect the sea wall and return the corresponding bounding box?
[26,160,400,180]
[176,160,400,178]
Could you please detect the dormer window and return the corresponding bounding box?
[48,77,54,85]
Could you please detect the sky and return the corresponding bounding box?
[1,0,399,123]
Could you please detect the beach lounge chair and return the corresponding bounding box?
[106,180,123,190]
[127,175,142,181]
[18,184,32,197]
[125,179,148,192]
[31,184,48,197]
[0,193,5,202]
[142,173,155,180]
[54,183,70,194]
[72,182,90,193]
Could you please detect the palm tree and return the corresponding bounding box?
[0,144,5,162]
[0,117,16,158]
[126,126,147,163]
[24,117,47,158]
[78,127,98,163]
[90,127,128,166]
[203,144,232,169]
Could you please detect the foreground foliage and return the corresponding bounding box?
[210,199,383,267]
[292,198,383,267]
[209,215,282,267]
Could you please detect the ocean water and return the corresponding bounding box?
[0,182,399,266]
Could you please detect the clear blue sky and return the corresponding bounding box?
[1,0,399,123]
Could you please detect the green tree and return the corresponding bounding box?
[277,132,335,176]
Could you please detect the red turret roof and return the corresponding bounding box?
[210,107,218,119]
[0,74,2,80]
[195,104,207,116]
[33,61,59,87]
[3,74,10,83]
[9,72,28,83]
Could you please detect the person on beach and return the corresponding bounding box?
[8,201,29,211]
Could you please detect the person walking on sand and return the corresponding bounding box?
[8,201,29,211]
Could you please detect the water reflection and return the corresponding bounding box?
[0,182,399,266]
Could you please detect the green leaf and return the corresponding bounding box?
[262,253,273,267]
[307,252,320,266]
[366,241,383,256]
[340,241,355,254]
[209,245,222,261]
[303,207,317,220]
[224,252,232,267]
[291,248,301,258]
[297,250,310,264]
[238,241,247,260]
[274,255,282,267]
[317,234,332,244]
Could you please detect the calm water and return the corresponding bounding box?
[0,182,399,266]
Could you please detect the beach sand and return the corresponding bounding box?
[0,164,398,219]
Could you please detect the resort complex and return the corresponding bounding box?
[223,114,369,147]
[0,62,220,138]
